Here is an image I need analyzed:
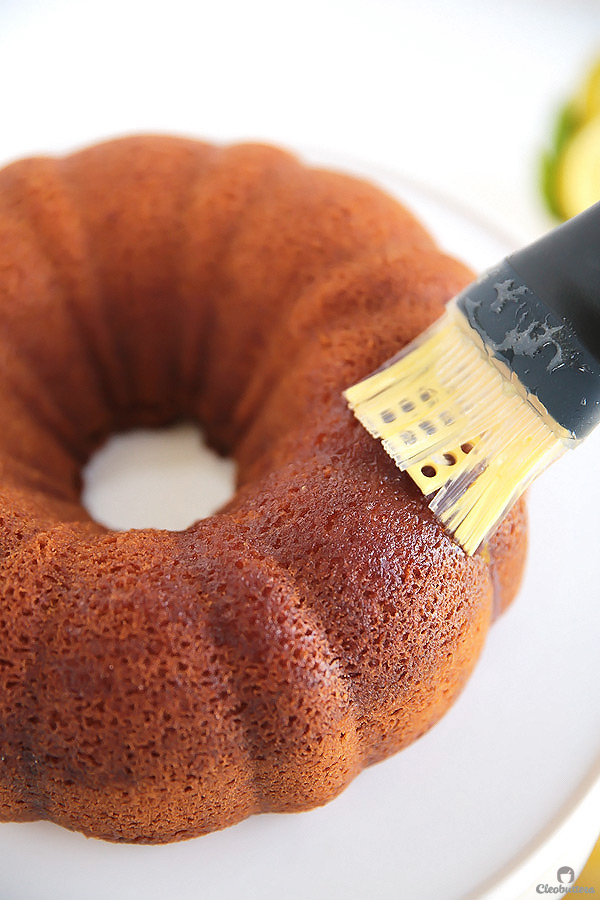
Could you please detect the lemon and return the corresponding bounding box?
[541,102,581,218]
[556,112,600,218]
[572,58,600,121]
[541,58,600,218]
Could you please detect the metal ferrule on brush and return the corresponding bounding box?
[345,202,600,555]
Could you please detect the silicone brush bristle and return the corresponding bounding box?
[346,204,600,554]
[344,305,570,555]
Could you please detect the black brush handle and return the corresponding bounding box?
[509,200,600,362]
[455,202,600,439]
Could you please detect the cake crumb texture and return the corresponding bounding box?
[0,136,526,842]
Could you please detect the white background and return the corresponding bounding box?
[0,0,598,241]
[0,2,599,899]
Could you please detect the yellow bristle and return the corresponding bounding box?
[404,437,481,495]
[344,305,573,555]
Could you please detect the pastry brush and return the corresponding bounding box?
[344,201,600,555]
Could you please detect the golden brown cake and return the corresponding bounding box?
[0,136,527,843]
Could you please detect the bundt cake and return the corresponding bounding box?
[0,136,527,843]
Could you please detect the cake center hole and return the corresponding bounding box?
[81,423,236,531]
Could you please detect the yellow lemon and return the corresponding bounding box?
[573,58,600,121]
[555,112,600,218]
[541,57,600,219]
